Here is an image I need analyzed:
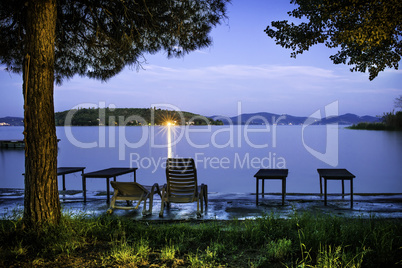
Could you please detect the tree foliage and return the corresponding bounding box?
[0,0,229,227]
[1,0,228,83]
[382,110,402,130]
[265,0,402,80]
[395,95,402,110]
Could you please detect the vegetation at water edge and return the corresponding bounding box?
[348,111,402,131]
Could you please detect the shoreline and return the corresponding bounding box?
[2,188,402,220]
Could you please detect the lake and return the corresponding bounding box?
[1,125,401,194]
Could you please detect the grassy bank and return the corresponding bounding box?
[1,211,401,267]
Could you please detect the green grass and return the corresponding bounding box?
[0,211,401,267]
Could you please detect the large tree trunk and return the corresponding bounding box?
[23,0,60,227]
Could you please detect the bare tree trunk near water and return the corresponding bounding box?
[23,0,60,227]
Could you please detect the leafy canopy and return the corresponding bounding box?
[0,0,228,84]
[265,0,402,80]
[395,95,402,110]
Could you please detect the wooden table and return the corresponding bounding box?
[24,167,86,191]
[254,169,288,205]
[82,168,137,203]
[317,169,356,208]
[57,167,86,191]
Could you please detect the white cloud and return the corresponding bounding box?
[141,64,338,81]
[52,63,401,116]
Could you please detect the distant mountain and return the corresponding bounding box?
[1,112,381,127]
[0,116,24,126]
[210,112,381,125]
[315,113,381,125]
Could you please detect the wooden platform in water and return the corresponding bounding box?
[0,140,24,148]
[0,139,60,148]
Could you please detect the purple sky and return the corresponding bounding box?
[1,0,401,118]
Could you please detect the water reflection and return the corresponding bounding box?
[0,126,401,194]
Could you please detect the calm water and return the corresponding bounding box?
[1,125,401,194]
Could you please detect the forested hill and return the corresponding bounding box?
[0,116,24,126]
[54,108,223,126]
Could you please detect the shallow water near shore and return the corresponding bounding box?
[1,188,402,220]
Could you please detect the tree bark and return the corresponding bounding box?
[23,0,60,227]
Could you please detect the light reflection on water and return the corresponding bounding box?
[0,126,401,194]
